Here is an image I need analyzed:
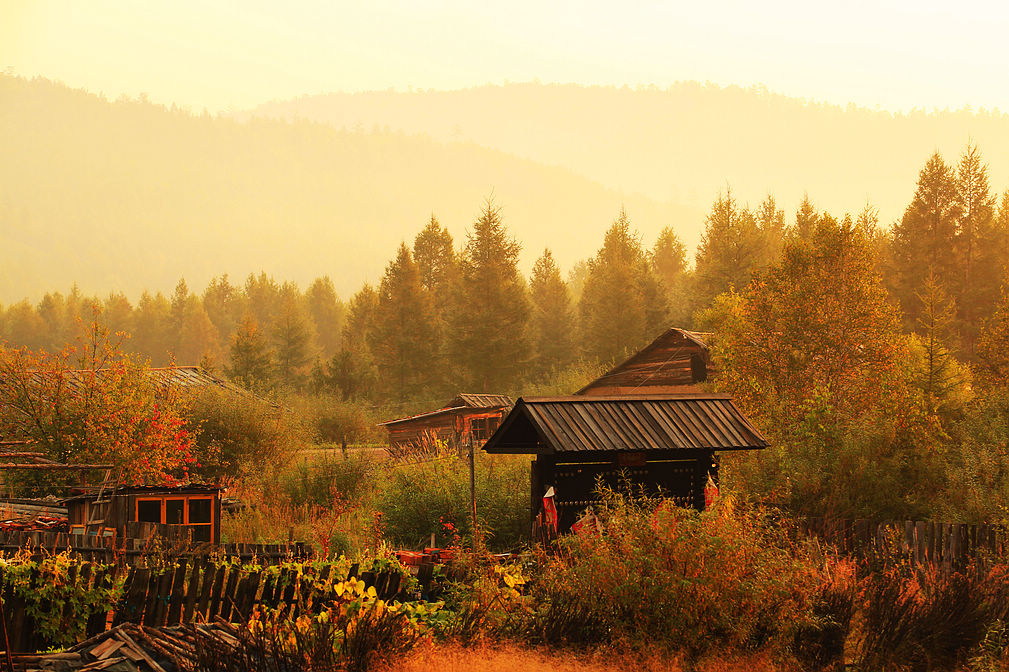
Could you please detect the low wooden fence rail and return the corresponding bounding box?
[0,528,313,564]
[799,517,1008,567]
[1,558,408,652]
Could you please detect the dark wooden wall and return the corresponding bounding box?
[532,449,717,532]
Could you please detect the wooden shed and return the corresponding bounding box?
[577,328,712,395]
[380,393,514,454]
[63,485,222,543]
[482,394,768,533]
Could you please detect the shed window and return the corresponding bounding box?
[137,499,162,524]
[135,495,215,543]
[470,417,500,441]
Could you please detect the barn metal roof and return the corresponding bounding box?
[379,393,513,427]
[482,394,768,455]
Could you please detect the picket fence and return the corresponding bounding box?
[0,557,418,652]
[799,517,1008,566]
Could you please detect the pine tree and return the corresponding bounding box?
[202,275,245,346]
[305,276,345,359]
[579,208,667,363]
[272,284,316,391]
[369,243,440,400]
[450,200,531,391]
[651,227,691,325]
[890,152,962,329]
[755,194,786,266]
[693,189,765,311]
[318,285,380,401]
[529,249,575,374]
[226,313,273,390]
[913,272,967,417]
[792,194,819,242]
[132,291,172,365]
[413,215,459,318]
[956,143,999,354]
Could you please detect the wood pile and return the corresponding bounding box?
[15,619,245,672]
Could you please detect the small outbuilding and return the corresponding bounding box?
[380,393,514,454]
[482,394,768,533]
[63,484,223,543]
[577,327,712,395]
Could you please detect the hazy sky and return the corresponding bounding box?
[4,0,1009,113]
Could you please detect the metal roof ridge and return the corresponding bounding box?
[519,393,734,403]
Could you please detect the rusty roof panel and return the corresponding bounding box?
[483,394,768,454]
[447,393,514,408]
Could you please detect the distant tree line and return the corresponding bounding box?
[2,144,1009,413]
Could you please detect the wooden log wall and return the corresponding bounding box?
[799,517,1008,568]
[0,559,414,652]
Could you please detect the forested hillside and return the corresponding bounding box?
[0,75,692,303]
[251,82,1009,227]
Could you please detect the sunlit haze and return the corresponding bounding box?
[4,0,1009,113]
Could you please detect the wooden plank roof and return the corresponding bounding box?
[576,327,712,395]
[482,394,769,455]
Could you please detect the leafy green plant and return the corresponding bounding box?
[0,551,126,647]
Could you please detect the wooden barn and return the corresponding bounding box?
[380,393,514,454]
[482,394,768,533]
[63,484,223,543]
[577,327,712,395]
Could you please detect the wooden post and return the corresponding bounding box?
[468,437,479,551]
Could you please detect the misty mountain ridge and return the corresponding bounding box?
[0,75,692,304]
[249,81,1009,229]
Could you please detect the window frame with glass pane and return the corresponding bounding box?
[134,495,215,542]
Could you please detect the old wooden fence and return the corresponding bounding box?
[800,517,1008,566]
[0,558,414,652]
[0,527,313,564]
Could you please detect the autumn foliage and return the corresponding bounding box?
[0,315,197,486]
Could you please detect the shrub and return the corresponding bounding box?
[375,453,530,551]
[527,493,824,658]
[186,388,309,480]
[275,451,376,508]
[857,561,1009,672]
[195,577,436,672]
[291,393,384,448]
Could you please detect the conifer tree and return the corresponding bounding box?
[202,275,245,345]
[955,143,999,354]
[913,272,968,417]
[890,152,962,329]
[305,276,345,359]
[579,208,667,364]
[132,291,172,365]
[320,285,379,401]
[693,189,765,311]
[272,285,316,391]
[226,313,273,391]
[450,200,531,391]
[529,249,575,374]
[651,227,691,325]
[413,215,459,318]
[791,194,819,242]
[369,243,440,400]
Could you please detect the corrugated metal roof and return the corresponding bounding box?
[19,366,264,402]
[483,394,768,454]
[446,393,514,408]
[379,394,513,427]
